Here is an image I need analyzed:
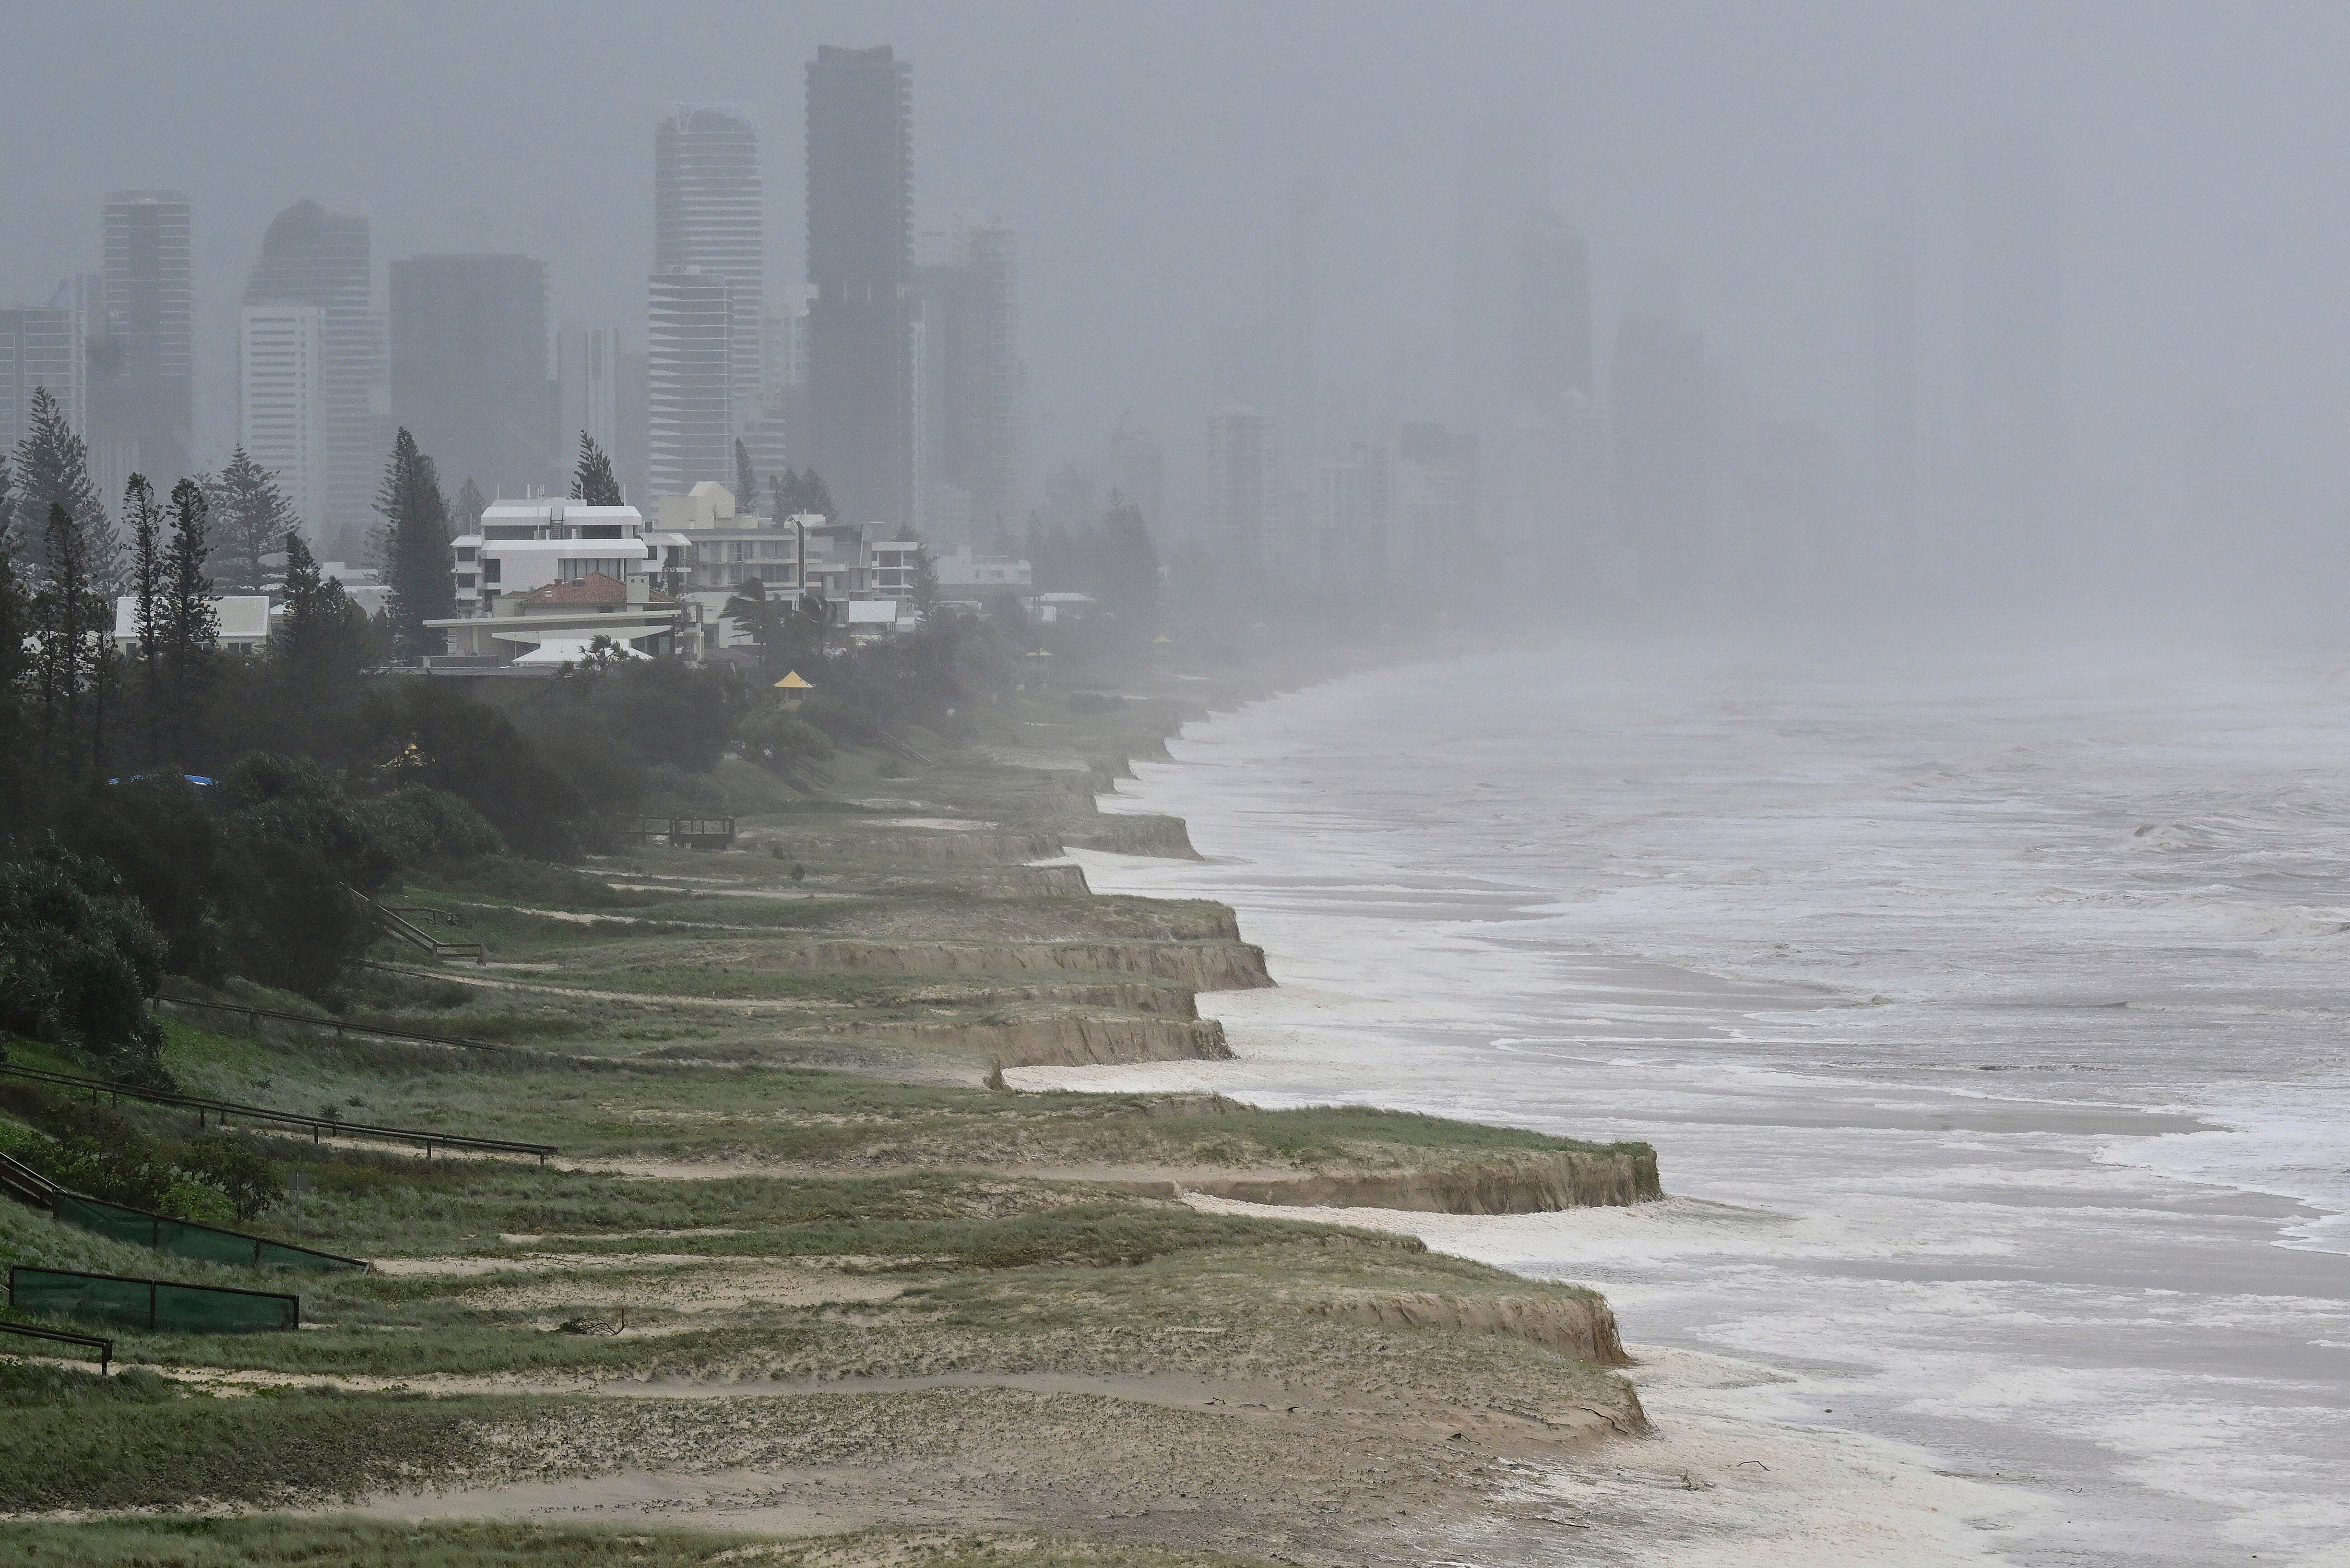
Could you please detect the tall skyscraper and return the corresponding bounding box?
[647,269,736,497]
[739,285,813,501]
[1965,137,2062,523]
[1313,440,1393,607]
[1871,162,1919,549]
[650,105,762,499]
[390,254,553,499]
[98,191,193,485]
[806,44,914,527]
[913,218,1022,547]
[557,323,623,476]
[0,303,79,458]
[243,199,386,548]
[1514,208,1592,410]
[238,304,329,526]
[1205,408,1270,589]
[615,343,650,506]
[1278,177,1326,488]
[1449,107,1547,432]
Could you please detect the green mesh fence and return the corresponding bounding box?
[9,1266,299,1334]
[50,1194,366,1273]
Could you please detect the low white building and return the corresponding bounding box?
[425,571,705,671]
[449,498,692,615]
[845,598,915,640]
[934,547,1030,590]
[1022,591,1098,625]
[111,595,273,656]
[433,497,703,672]
[656,481,801,595]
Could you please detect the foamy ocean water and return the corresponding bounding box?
[1026,644,2350,1567]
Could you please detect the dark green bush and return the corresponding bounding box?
[0,838,167,1082]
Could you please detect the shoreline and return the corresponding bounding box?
[32,642,2325,1563]
[2,656,1680,1567]
[1019,672,2055,1565]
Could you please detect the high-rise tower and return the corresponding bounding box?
[1513,209,1592,410]
[913,218,1021,547]
[646,268,735,497]
[243,199,386,547]
[650,105,762,497]
[390,254,553,499]
[1205,408,1271,588]
[806,44,914,528]
[0,302,79,458]
[98,191,193,486]
[239,303,329,528]
[557,323,623,476]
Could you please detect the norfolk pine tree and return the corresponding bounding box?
[204,446,301,593]
[12,385,118,588]
[161,479,219,765]
[34,502,94,755]
[455,477,488,535]
[124,474,167,765]
[0,536,29,833]
[773,466,835,520]
[376,428,455,663]
[570,432,622,506]
[735,438,757,508]
[278,530,368,672]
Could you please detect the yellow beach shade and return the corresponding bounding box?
[774,671,814,689]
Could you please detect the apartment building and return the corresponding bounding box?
[429,497,703,671]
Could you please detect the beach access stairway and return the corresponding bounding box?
[361,892,485,964]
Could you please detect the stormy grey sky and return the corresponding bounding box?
[7,1,2348,616]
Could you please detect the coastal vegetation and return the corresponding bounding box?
[2,461,1658,1558]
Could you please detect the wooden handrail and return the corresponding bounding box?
[154,993,513,1055]
[0,1318,112,1374]
[0,1149,61,1210]
[0,1059,555,1163]
[358,891,485,964]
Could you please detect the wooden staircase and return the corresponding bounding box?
[0,1149,62,1212]
[360,893,485,964]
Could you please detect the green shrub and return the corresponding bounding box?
[0,1087,282,1223]
[0,838,167,1082]
[736,705,835,787]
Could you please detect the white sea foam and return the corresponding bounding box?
[1040,645,2350,1565]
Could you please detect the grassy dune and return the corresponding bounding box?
[1,686,1655,1560]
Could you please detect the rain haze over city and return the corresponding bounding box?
[3,6,2350,1567]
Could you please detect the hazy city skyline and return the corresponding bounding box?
[6,2,2350,624]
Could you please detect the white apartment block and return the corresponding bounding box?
[430,496,702,671]
[647,269,735,498]
[448,497,691,613]
[239,304,330,526]
[933,547,1030,590]
[656,481,802,593]
[435,486,938,671]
